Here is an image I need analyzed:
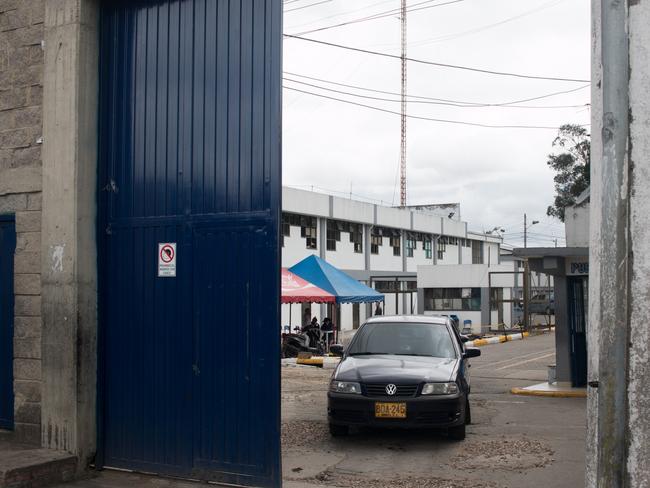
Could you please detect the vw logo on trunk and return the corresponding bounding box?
[385,384,397,396]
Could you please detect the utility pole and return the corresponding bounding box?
[523,213,539,249]
[524,213,527,248]
[399,0,407,207]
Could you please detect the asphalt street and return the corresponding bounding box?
[55,333,586,488]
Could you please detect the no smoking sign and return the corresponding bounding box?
[158,243,177,277]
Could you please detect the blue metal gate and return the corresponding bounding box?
[97,1,281,485]
[0,216,16,430]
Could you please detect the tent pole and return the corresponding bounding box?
[289,303,292,327]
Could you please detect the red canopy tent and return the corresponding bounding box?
[281,268,335,304]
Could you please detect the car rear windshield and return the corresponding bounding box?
[347,322,457,358]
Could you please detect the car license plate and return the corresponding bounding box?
[375,402,407,418]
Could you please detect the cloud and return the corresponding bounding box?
[282,0,590,247]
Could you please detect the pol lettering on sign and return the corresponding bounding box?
[158,243,177,277]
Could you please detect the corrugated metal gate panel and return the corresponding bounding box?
[0,217,16,430]
[98,1,281,485]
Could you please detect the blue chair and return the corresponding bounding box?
[462,320,472,334]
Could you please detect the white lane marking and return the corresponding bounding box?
[494,352,556,371]
[473,348,556,370]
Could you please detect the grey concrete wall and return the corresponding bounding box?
[626,1,650,485]
[589,0,650,485]
[41,0,99,469]
[586,2,602,486]
[0,0,45,445]
[552,276,571,384]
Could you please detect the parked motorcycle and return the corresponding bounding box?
[281,327,326,358]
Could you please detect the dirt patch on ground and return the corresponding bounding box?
[450,436,554,471]
[296,469,503,488]
[282,420,331,448]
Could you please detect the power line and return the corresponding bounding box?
[284,76,588,109]
[285,71,591,106]
[284,34,591,83]
[284,85,587,129]
[409,0,567,47]
[293,0,463,36]
[286,0,397,31]
[285,0,332,13]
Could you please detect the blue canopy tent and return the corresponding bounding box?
[289,256,384,343]
[289,255,384,304]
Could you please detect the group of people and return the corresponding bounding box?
[301,309,334,333]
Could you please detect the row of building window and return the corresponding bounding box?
[423,288,482,311]
[281,214,485,264]
[327,220,363,253]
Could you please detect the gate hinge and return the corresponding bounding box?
[588,381,599,388]
[102,179,119,193]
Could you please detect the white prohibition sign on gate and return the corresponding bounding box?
[158,243,177,277]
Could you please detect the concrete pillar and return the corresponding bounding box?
[40,0,99,470]
[589,0,650,486]
[626,2,650,484]
[552,276,571,384]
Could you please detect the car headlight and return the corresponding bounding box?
[421,382,459,395]
[330,380,362,394]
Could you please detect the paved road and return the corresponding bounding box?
[56,332,586,488]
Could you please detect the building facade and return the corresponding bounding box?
[281,187,501,332]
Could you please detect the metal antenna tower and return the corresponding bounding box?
[399,0,408,207]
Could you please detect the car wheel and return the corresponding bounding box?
[465,400,472,425]
[448,424,466,441]
[329,423,349,437]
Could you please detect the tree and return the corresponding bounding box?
[546,124,590,222]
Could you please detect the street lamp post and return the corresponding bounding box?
[523,213,539,248]
[523,214,539,332]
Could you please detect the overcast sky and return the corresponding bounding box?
[281,0,591,247]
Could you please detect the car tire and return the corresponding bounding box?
[329,423,349,437]
[448,424,466,441]
[465,400,472,425]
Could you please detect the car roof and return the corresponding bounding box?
[364,315,449,325]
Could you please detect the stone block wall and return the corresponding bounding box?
[0,0,45,444]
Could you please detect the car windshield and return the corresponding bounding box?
[347,322,457,358]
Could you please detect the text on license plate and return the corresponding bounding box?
[375,402,407,418]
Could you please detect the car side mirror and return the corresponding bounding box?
[330,344,344,357]
[463,347,481,359]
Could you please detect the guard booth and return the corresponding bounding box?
[96,1,282,486]
[513,248,588,387]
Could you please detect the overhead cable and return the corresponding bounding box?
[284,76,588,109]
[284,86,588,129]
[284,71,591,106]
[284,34,591,83]
[293,0,463,36]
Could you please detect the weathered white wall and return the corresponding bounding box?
[332,197,373,224]
[441,218,466,238]
[406,244,433,272]
[282,224,318,267]
[437,243,460,265]
[369,236,403,272]
[412,213,442,234]
[626,0,650,485]
[565,203,590,247]
[418,264,514,288]
[325,230,365,271]
[376,206,411,229]
[283,187,329,217]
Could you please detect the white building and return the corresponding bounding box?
[281,187,501,331]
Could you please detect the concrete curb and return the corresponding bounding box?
[466,332,529,348]
[295,356,340,369]
[510,387,587,398]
